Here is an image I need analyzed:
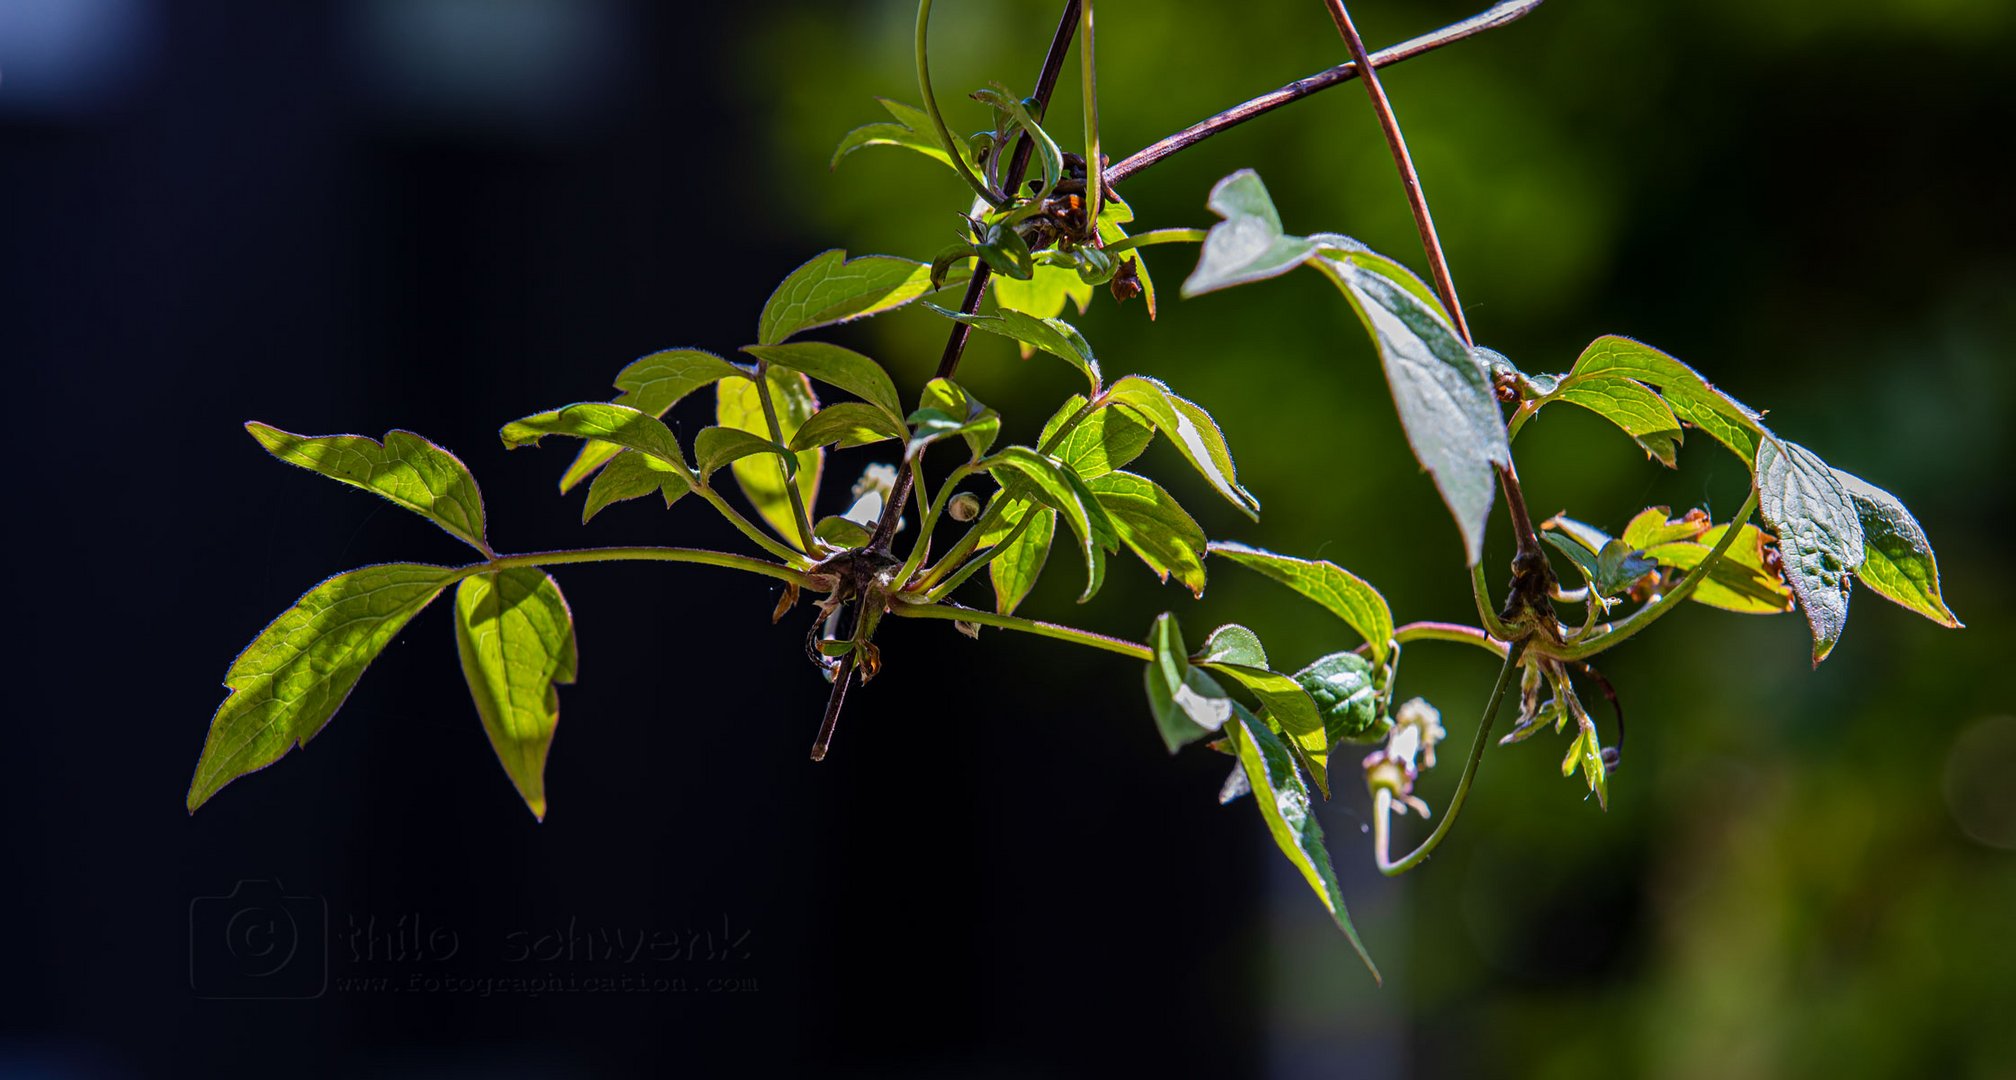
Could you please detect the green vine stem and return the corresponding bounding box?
[915,0,1006,209]
[1373,637,1529,875]
[1097,227,1208,255]
[1541,486,1761,661]
[693,486,812,566]
[750,359,818,554]
[477,546,817,588]
[886,602,1151,661]
[1078,0,1102,226]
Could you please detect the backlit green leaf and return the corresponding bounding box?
[1642,522,1794,614]
[581,449,690,523]
[1833,470,1961,628]
[1310,250,1510,565]
[453,568,576,820]
[1104,375,1259,519]
[693,426,795,481]
[757,249,940,345]
[247,424,489,555]
[1551,377,1682,468]
[1206,542,1393,666]
[987,447,1118,603]
[501,402,692,475]
[1181,169,1315,297]
[187,563,458,812]
[992,262,1092,325]
[557,348,742,494]
[926,303,1101,393]
[1143,614,1236,753]
[787,402,906,452]
[1042,396,1152,481]
[1207,661,1331,798]
[814,514,873,550]
[981,501,1054,615]
[1087,470,1207,597]
[908,378,1000,460]
[1757,438,1864,664]
[717,369,823,543]
[742,342,905,427]
[1228,708,1379,982]
[1567,336,1766,465]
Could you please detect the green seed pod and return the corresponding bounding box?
[948,492,982,522]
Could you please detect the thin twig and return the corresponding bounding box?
[1106,0,1542,185]
[830,0,1086,755]
[1320,0,1471,344]
[1321,0,1549,595]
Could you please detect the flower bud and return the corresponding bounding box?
[949,492,982,522]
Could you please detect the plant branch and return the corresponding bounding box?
[1374,637,1527,875]
[916,0,1007,208]
[1322,0,1549,607]
[887,601,1151,662]
[1542,486,1761,661]
[868,0,1084,560]
[694,487,811,565]
[1104,0,1543,186]
[475,546,820,588]
[751,359,817,554]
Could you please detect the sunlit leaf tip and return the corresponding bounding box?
[246,423,490,556]
[188,563,459,813]
[454,568,577,820]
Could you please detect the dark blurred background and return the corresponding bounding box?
[4,0,2013,1075]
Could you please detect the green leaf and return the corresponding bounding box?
[1042,396,1153,481]
[814,514,873,550]
[581,449,691,523]
[986,447,1118,603]
[1206,542,1393,666]
[717,369,823,542]
[1194,624,1269,669]
[1293,652,1388,745]
[742,342,905,428]
[1181,169,1316,297]
[693,425,795,480]
[757,249,941,345]
[1310,250,1511,565]
[1206,659,1332,798]
[557,348,742,494]
[1540,524,1655,597]
[992,263,1093,325]
[1830,470,1960,628]
[246,424,489,555]
[1566,336,1766,465]
[925,303,1101,393]
[501,402,692,475]
[1227,708,1379,983]
[971,85,1063,195]
[1562,724,1609,810]
[453,568,577,820]
[1104,375,1260,520]
[1756,438,1864,664]
[983,502,1055,615]
[1551,377,1683,468]
[832,98,985,174]
[1621,506,1711,549]
[908,378,1000,460]
[1641,523,1794,615]
[787,402,906,452]
[187,563,457,812]
[1143,614,1236,753]
[1542,531,1605,590]
[1087,470,1208,597]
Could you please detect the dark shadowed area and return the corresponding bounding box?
[4,0,2012,1076]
